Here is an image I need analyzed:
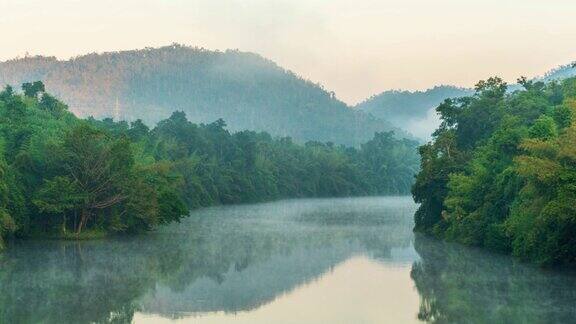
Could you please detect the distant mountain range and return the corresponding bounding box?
[0,44,409,146]
[1,44,573,142]
[356,62,576,140]
[355,86,474,139]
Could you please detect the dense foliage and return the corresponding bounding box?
[0,82,419,248]
[0,44,409,146]
[413,75,576,267]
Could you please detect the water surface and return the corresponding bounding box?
[1,197,575,323]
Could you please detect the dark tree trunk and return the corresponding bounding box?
[76,208,90,235]
[62,213,67,235]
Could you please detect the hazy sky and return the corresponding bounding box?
[1,0,575,104]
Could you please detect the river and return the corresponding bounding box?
[1,197,575,323]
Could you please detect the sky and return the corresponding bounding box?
[1,0,575,104]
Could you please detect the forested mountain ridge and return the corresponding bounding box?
[355,86,473,139]
[0,44,408,146]
[356,86,472,120]
[412,75,576,267]
[0,82,420,249]
[356,63,576,140]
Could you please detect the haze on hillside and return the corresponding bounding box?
[0,45,410,145]
[2,0,576,104]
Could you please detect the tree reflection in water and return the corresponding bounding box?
[0,197,416,324]
[412,234,576,324]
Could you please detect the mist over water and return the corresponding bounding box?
[1,197,575,323]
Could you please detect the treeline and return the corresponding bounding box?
[0,82,419,248]
[413,75,576,267]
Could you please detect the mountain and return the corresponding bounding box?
[355,86,473,140]
[0,44,408,146]
[540,62,576,81]
[356,63,576,140]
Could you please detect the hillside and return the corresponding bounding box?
[355,86,473,139]
[0,44,407,146]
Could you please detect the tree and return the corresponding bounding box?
[33,177,84,234]
[529,116,558,140]
[22,81,45,99]
[39,93,67,116]
[61,124,132,234]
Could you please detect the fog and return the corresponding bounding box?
[2,197,576,323]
